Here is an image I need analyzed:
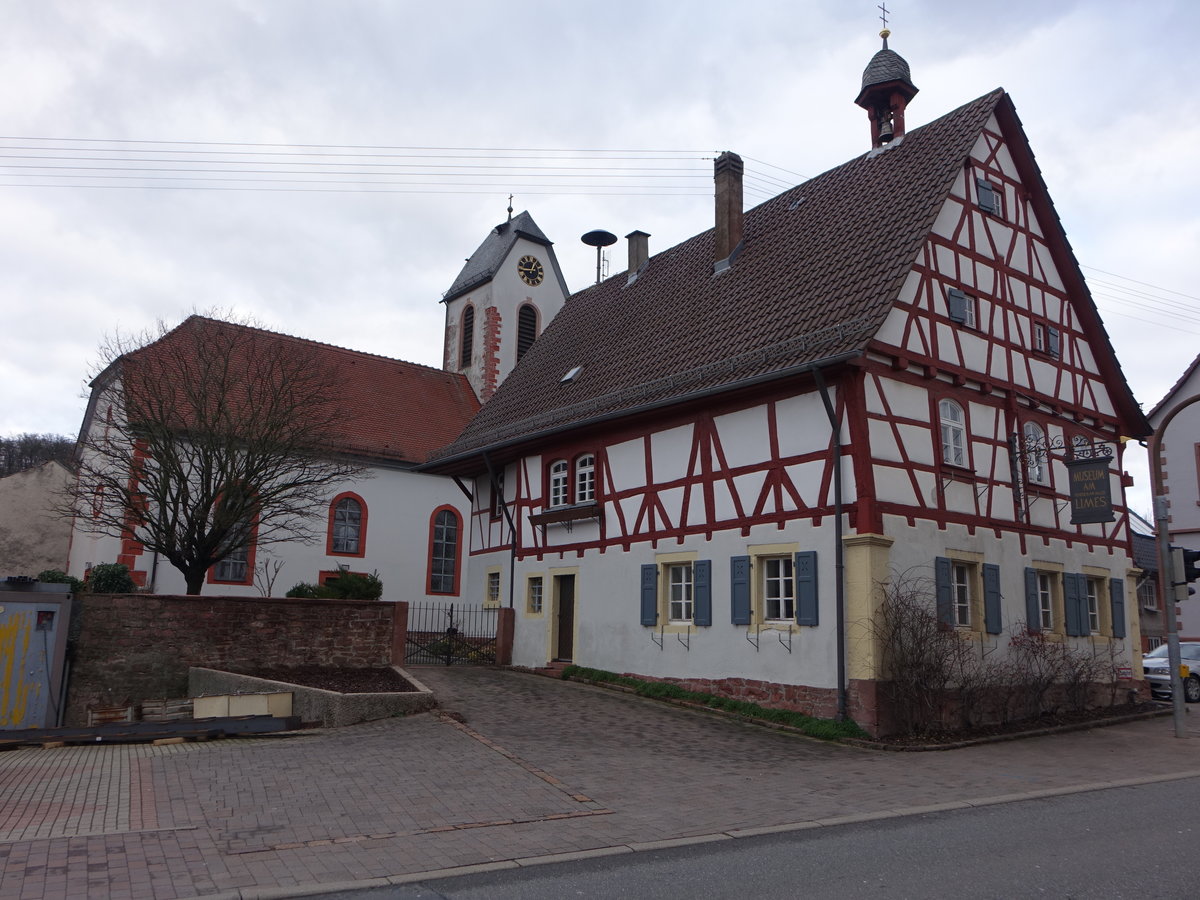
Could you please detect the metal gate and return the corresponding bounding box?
[404,602,499,666]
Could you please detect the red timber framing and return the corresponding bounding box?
[487,382,852,562]
[854,118,1132,554]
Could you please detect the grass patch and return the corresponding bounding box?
[560,665,866,741]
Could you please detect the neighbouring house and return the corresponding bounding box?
[1147,354,1200,641]
[424,35,1151,734]
[0,460,73,576]
[1131,528,1166,652]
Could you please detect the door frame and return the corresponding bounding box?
[549,566,579,662]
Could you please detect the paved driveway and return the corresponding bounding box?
[2,667,1199,899]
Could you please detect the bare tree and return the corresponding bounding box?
[0,433,75,477]
[62,315,367,594]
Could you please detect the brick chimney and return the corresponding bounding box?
[626,230,650,274]
[713,151,744,268]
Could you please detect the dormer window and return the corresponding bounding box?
[560,365,583,383]
[976,177,1002,217]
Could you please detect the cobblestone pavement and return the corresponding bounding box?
[2,667,1199,899]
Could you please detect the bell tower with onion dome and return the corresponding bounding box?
[854,27,919,148]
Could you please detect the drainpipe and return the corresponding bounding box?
[812,368,847,721]
[483,451,519,609]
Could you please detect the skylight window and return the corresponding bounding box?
[560,365,583,383]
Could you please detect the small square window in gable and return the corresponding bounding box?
[976,177,1003,217]
[946,288,976,328]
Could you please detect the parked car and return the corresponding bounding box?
[1143,643,1200,702]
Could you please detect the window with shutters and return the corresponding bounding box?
[1085,577,1102,634]
[935,553,992,634]
[526,575,544,615]
[976,177,1002,217]
[1031,320,1061,358]
[640,553,711,629]
[327,492,367,556]
[938,399,968,468]
[548,459,569,508]
[1024,567,1063,634]
[574,453,595,504]
[1062,571,1117,638]
[459,305,475,368]
[946,287,976,328]
[516,304,539,361]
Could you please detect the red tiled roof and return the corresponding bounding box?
[120,317,479,465]
[431,90,1004,463]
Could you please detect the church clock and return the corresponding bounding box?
[517,255,544,286]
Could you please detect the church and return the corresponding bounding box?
[68,34,1150,733]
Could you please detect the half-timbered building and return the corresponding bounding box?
[427,39,1151,733]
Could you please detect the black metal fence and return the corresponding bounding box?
[404,602,499,666]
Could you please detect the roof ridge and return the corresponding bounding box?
[180,315,457,378]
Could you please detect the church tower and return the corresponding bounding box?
[441,210,569,401]
[854,28,919,148]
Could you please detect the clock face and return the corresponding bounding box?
[517,255,544,286]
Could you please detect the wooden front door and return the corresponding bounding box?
[554,574,575,662]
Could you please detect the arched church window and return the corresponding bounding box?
[328,493,366,555]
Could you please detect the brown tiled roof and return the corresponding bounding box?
[121,317,480,466]
[431,90,1006,464]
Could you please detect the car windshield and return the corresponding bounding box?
[1145,645,1171,658]
[1143,644,1200,660]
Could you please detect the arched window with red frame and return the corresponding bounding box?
[327,491,367,557]
[208,486,259,587]
[427,506,462,595]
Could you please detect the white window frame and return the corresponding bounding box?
[575,453,595,504]
[1147,636,1164,651]
[1033,322,1046,353]
[667,563,694,623]
[939,399,967,468]
[762,555,795,622]
[527,575,543,615]
[1023,421,1049,486]
[952,562,973,628]
[549,459,569,508]
[332,497,362,554]
[1085,578,1101,634]
[1037,571,1054,631]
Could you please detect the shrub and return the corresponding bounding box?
[86,562,137,593]
[37,569,85,593]
[285,572,383,601]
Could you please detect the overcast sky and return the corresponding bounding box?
[2,1,1196,513]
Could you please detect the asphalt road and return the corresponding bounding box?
[312,776,1199,900]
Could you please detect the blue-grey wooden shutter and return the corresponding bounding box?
[1110,577,1126,639]
[935,557,953,627]
[640,564,658,626]
[693,560,712,626]
[976,177,997,214]
[983,563,1002,634]
[795,551,818,626]
[1024,567,1041,632]
[947,288,968,323]
[1064,573,1082,636]
[730,555,751,625]
[1048,327,1061,358]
